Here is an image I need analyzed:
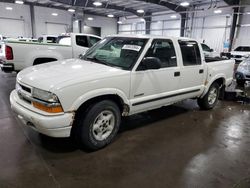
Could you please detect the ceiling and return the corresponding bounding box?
[0,0,228,17]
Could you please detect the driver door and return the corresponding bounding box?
[130,39,181,114]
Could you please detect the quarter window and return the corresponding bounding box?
[89,37,101,47]
[144,39,177,68]
[178,40,201,66]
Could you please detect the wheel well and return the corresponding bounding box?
[213,78,225,87]
[76,94,128,117]
[33,58,57,66]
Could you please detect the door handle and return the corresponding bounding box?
[174,72,180,77]
[199,69,204,74]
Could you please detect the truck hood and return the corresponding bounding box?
[17,58,128,91]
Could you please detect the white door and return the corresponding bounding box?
[177,40,205,98]
[130,39,181,113]
[0,18,25,37]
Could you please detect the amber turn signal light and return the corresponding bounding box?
[32,102,63,113]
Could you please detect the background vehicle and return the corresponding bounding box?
[230,46,250,63]
[201,43,220,58]
[10,35,234,150]
[37,35,57,43]
[235,57,250,86]
[0,33,101,72]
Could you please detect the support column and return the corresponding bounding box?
[180,13,187,37]
[229,7,239,51]
[30,4,36,38]
[144,13,151,34]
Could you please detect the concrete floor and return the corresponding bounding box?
[0,71,250,188]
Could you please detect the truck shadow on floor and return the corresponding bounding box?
[37,105,190,153]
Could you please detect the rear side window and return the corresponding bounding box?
[145,39,177,68]
[178,40,201,66]
[76,36,88,47]
[47,37,57,43]
[89,37,101,47]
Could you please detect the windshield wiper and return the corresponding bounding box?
[85,56,110,66]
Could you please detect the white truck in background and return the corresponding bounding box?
[230,46,250,63]
[201,43,221,58]
[0,33,101,72]
[10,35,234,150]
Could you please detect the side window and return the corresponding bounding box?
[47,37,57,43]
[178,40,201,66]
[38,37,43,43]
[144,39,177,68]
[89,37,101,47]
[76,35,88,47]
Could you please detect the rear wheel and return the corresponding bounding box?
[74,100,121,151]
[198,82,220,110]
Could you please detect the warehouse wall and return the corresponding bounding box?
[0,2,32,38]
[0,2,117,39]
[188,1,232,53]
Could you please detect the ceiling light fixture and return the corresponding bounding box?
[87,17,94,20]
[170,15,177,18]
[93,1,102,6]
[5,7,13,10]
[52,13,58,16]
[180,2,190,7]
[68,8,75,12]
[214,9,222,14]
[107,14,114,18]
[117,21,122,24]
[15,0,24,4]
[137,9,144,13]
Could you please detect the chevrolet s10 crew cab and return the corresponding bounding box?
[10,35,235,150]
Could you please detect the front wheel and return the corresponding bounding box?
[197,82,220,110]
[74,100,121,151]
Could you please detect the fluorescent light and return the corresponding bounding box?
[93,1,102,6]
[170,15,177,18]
[74,20,78,23]
[180,2,190,7]
[140,18,145,22]
[68,8,75,12]
[52,13,58,16]
[107,14,114,18]
[117,21,122,24]
[137,9,144,13]
[15,0,24,4]
[214,9,222,14]
[247,12,250,14]
[87,17,94,20]
[5,7,13,10]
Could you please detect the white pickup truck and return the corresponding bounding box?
[230,46,250,63]
[10,35,234,150]
[0,33,101,72]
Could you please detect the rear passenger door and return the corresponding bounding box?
[130,39,181,113]
[178,40,205,97]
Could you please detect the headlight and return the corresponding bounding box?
[32,88,59,103]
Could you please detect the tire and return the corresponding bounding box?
[198,82,220,110]
[74,100,121,151]
[236,79,245,87]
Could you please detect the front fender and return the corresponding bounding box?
[69,88,130,111]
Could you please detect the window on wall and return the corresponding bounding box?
[144,39,177,68]
[76,35,88,47]
[178,40,201,66]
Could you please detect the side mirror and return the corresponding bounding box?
[210,49,214,52]
[140,57,161,70]
[79,54,84,59]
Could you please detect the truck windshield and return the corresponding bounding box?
[235,46,250,52]
[82,37,148,70]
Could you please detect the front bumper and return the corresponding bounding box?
[0,63,14,72]
[235,71,250,81]
[10,90,74,137]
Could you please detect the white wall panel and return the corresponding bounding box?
[46,22,68,35]
[0,18,25,37]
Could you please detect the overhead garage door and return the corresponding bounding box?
[0,18,25,38]
[46,22,68,35]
